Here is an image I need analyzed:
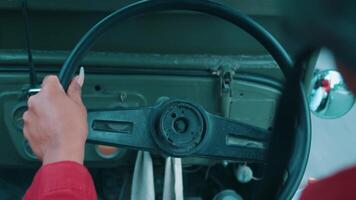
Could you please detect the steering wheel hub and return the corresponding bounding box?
[154,101,206,156]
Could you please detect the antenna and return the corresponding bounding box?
[22,0,38,89]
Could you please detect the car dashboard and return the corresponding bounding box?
[0,52,282,167]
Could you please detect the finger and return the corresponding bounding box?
[27,95,36,109]
[23,122,30,140]
[67,76,83,104]
[22,110,36,139]
[27,90,44,114]
[22,110,31,124]
[23,108,38,127]
[22,110,43,161]
[78,67,85,87]
[68,67,85,104]
[41,75,65,94]
[41,75,56,88]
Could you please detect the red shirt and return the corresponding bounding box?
[23,161,97,200]
[23,161,356,200]
[300,166,356,200]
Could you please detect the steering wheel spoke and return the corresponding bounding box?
[86,99,269,163]
[87,107,158,152]
[196,113,270,162]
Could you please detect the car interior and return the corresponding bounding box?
[0,0,354,200]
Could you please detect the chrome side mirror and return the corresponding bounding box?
[309,70,355,119]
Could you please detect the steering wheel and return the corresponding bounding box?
[57,0,311,199]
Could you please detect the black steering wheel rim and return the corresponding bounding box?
[57,0,310,199]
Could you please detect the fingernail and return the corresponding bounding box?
[77,67,85,87]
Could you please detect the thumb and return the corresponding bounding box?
[67,67,85,104]
[67,76,83,104]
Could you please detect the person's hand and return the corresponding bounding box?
[23,72,87,165]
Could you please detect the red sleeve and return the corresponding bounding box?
[23,161,97,200]
[300,166,356,200]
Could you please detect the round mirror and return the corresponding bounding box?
[309,70,355,119]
